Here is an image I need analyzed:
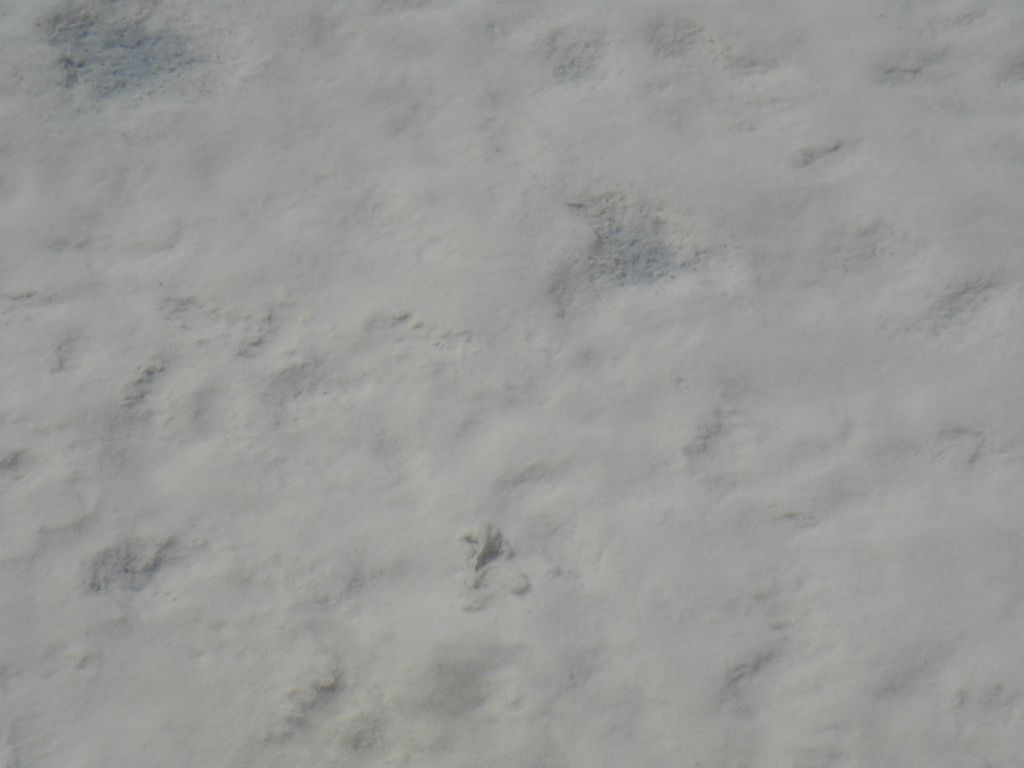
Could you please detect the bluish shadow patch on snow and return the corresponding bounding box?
[0,449,27,473]
[85,537,175,592]
[40,2,192,97]
[123,361,166,408]
[874,46,948,86]
[923,277,999,334]
[647,14,702,59]
[551,191,689,309]
[789,141,845,169]
[545,25,607,84]
[570,192,675,284]
[997,50,1024,84]
[716,646,780,715]
[374,0,437,13]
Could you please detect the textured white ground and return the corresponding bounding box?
[4,0,1024,766]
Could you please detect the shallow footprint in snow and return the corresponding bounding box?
[460,523,529,611]
[462,522,510,571]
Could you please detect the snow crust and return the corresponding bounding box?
[4,0,1024,765]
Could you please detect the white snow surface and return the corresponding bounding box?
[3,0,1024,765]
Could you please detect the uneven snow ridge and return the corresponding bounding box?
[3,0,1024,766]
